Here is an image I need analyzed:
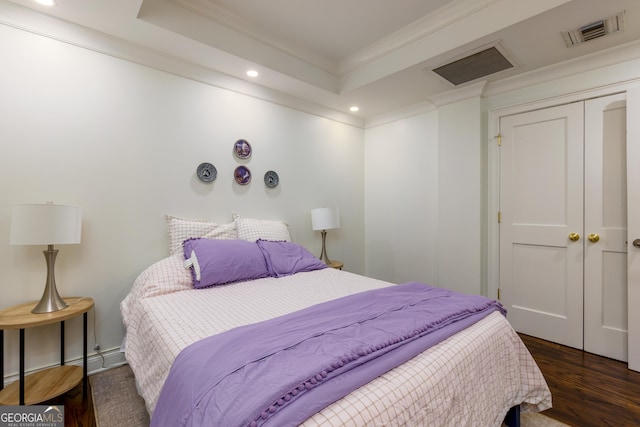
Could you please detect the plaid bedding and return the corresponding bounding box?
[121,256,551,426]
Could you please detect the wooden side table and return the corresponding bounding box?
[327,260,343,270]
[0,297,94,405]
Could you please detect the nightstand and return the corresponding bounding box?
[327,260,343,270]
[0,297,94,405]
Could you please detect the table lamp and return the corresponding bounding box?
[311,207,340,264]
[10,203,82,313]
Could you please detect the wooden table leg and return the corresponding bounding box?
[19,328,24,405]
[1,329,3,391]
[60,321,65,366]
[83,312,88,398]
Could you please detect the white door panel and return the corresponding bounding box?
[511,244,575,316]
[627,87,640,372]
[499,102,584,349]
[584,93,628,361]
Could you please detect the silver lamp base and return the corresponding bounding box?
[319,230,331,264]
[32,245,68,314]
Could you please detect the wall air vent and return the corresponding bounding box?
[431,45,515,86]
[563,12,625,47]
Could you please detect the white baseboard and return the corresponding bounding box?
[86,347,128,375]
[1,347,127,385]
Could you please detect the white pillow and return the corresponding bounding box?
[233,213,291,242]
[165,215,237,255]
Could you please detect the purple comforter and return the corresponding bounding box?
[151,282,505,427]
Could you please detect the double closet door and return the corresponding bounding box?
[499,93,628,362]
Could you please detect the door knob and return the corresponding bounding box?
[633,239,640,248]
[588,233,600,243]
[568,233,580,241]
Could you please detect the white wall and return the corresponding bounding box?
[363,97,485,296]
[364,111,439,285]
[436,97,484,295]
[0,24,365,376]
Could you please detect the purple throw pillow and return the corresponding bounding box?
[256,240,327,278]
[183,238,269,288]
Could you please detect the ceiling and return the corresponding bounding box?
[3,0,640,124]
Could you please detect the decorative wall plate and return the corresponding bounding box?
[196,162,217,183]
[234,165,251,185]
[234,139,252,159]
[264,170,279,188]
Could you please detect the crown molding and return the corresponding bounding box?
[0,3,364,128]
[168,0,338,75]
[484,38,640,108]
[367,39,640,126]
[4,0,638,130]
[339,0,570,94]
[340,0,499,75]
[365,100,436,129]
[428,81,488,107]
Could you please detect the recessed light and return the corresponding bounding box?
[349,106,359,112]
[246,70,259,78]
[35,0,56,6]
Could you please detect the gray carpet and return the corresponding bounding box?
[90,364,569,427]
[90,364,149,427]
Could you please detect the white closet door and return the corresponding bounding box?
[627,87,640,372]
[499,102,584,349]
[584,93,628,362]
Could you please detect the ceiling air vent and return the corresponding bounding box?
[563,12,625,47]
[431,45,515,86]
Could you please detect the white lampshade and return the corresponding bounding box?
[10,203,82,246]
[311,207,340,231]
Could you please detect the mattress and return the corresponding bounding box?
[121,254,551,426]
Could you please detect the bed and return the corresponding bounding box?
[120,214,551,427]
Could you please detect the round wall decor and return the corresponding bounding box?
[196,162,217,183]
[264,170,279,188]
[234,165,251,185]
[234,139,252,159]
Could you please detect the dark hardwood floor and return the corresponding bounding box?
[519,334,640,427]
[53,335,640,426]
[43,382,96,427]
